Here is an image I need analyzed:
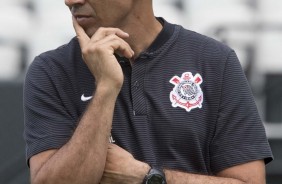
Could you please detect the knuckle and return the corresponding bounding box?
[93,45,105,54]
[109,34,119,40]
[82,45,98,54]
[97,27,106,32]
[94,47,102,53]
[81,47,89,55]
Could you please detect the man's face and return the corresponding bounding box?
[65,0,134,36]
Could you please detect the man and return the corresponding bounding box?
[24,0,273,183]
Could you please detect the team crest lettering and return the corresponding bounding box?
[170,72,203,112]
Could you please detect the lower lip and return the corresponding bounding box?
[76,17,93,25]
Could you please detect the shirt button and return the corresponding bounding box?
[133,81,140,89]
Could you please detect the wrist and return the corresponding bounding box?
[95,76,124,94]
[95,83,121,99]
[143,166,167,184]
[164,170,171,184]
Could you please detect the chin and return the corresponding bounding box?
[85,25,100,37]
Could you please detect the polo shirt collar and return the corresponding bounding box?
[144,17,175,54]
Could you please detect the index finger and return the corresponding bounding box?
[72,16,90,48]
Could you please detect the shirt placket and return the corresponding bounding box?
[131,57,147,116]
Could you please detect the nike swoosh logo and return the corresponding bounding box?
[81,94,93,102]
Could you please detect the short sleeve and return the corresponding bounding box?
[210,51,273,173]
[23,56,75,165]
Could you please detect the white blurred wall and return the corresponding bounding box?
[0,0,281,76]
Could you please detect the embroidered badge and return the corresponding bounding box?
[170,72,203,112]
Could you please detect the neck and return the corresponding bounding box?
[120,5,163,59]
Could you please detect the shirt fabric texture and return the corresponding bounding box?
[24,18,273,175]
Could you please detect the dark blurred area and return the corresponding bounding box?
[0,0,281,183]
[0,82,29,184]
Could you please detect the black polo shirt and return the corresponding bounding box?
[24,18,273,174]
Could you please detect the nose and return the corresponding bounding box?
[65,0,85,7]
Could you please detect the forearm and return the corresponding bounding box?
[33,87,118,184]
[165,170,245,184]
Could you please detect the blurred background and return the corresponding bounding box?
[0,0,281,183]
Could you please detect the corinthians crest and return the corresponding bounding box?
[170,72,203,112]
